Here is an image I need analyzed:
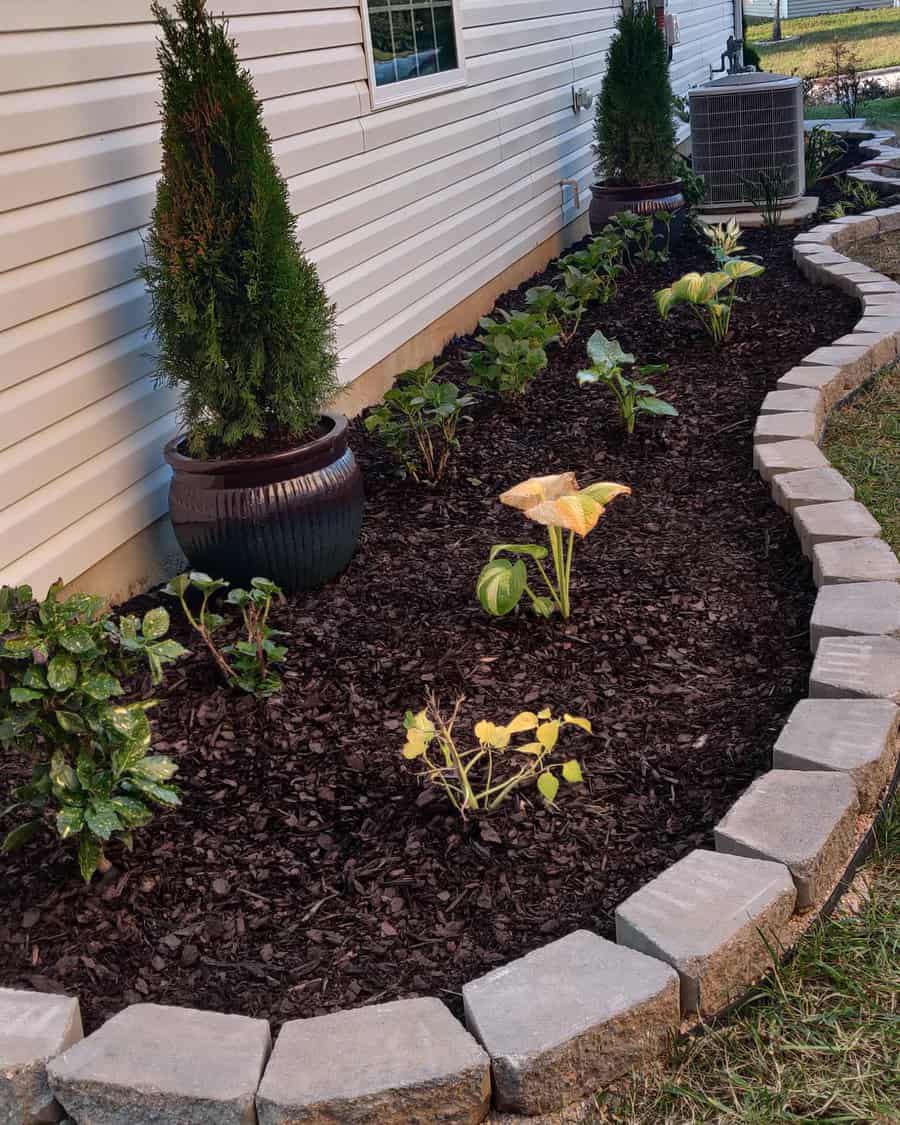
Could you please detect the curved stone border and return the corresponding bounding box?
[3,196,900,1125]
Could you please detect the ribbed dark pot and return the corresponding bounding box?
[589,179,687,241]
[164,411,363,594]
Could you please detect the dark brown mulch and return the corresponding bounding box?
[0,223,858,1033]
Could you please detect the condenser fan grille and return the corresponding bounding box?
[690,76,805,207]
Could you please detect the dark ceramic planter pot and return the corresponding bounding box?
[589,179,687,245]
[164,411,363,594]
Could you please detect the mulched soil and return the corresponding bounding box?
[0,222,858,1033]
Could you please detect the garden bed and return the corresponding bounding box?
[0,224,858,1034]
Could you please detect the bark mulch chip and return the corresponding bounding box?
[0,224,858,1033]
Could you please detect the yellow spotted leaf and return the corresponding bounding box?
[514,741,544,756]
[562,760,584,783]
[475,720,510,749]
[506,711,539,734]
[563,714,592,733]
[537,720,560,751]
[537,772,560,803]
[500,473,578,512]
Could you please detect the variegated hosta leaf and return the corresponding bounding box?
[580,482,631,507]
[696,272,732,302]
[586,330,635,369]
[525,493,604,537]
[723,258,765,280]
[499,473,578,511]
[476,558,526,617]
[655,286,677,318]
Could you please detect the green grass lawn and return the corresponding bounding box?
[587,367,900,1123]
[748,8,900,77]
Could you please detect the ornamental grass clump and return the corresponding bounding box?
[401,696,590,815]
[476,474,630,619]
[140,0,337,457]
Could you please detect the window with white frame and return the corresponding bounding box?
[363,0,466,107]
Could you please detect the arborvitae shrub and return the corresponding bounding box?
[140,0,337,458]
[594,4,677,187]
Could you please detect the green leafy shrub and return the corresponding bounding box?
[139,0,337,457]
[466,310,558,398]
[655,259,765,345]
[594,4,676,187]
[476,474,630,619]
[364,363,474,484]
[675,155,706,209]
[0,583,187,880]
[401,697,590,814]
[577,331,677,435]
[805,125,847,187]
[602,211,670,267]
[164,573,286,696]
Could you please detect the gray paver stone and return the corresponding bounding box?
[615,850,796,1015]
[776,365,846,408]
[812,537,900,586]
[462,930,678,1115]
[714,770,858,909]
[810,581,900,651]
[0,990,82,1125]
[772,467,853,514]
[48,1003,271,1125]
[753,412,819,445]
[255,998,490,1125]
[831,330,898,369]
[759,388,824,424]
[793,500,881,558]
[753,440,829,482]
[773,699,899,811]
[809,635,900,703]
[800,346,874,387]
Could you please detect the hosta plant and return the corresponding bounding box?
[164,573,286,696]
[655,259,764,345]
[476,474,630,619]
[0,582,187,880]
[701,218,746,267]
[364,362,474,484]
[466,310,558,398]
[402,696,590,814]
[577,331,677,435]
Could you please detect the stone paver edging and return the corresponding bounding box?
[3,179,900,1125]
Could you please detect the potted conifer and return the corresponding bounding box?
[590,3,685,234]
[141,0,363,593]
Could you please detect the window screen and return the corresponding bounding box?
[367,0,460,88]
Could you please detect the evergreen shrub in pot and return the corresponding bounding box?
[590,3,685,234]
[141,0,363,593]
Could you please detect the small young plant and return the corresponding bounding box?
[560,234,624,300]
[576,331,677,435]
[0,582,187,880]
[655,259,765,346]
[466,310,558,398]
[476,474,630,620]
[401,696,590,814]
[602,211,669,267]
[822,176,881,220]
[164,573,286,696]
[524,285,580,347]
[701,218,747,267]
[364,362,474,484]
[805,124,847,187]
[746,168,788,231]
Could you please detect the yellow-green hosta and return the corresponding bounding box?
[476,473,630,619]
[655,259,764,345]
[401,699,590,814]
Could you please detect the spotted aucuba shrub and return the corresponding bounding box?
[401,696,590,815]
[0,582,187,880]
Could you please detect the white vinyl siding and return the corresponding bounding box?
[0,0,735,597]
[744,0,892,17]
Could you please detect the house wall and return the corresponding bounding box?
[744,0,892,19]
[0,0,736,601]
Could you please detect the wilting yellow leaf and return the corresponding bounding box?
[537,772,559,802]
[563,714,592,733]
[537,707,552,719]
[474,720,510,749]
[500,473,578,512]
[402,729,429,759]
[537,720,560,751]
[514,741,544,756]
[562,760,584,783]
[506,711,539,733]
[580,482,631,507]
[526,493,604,536]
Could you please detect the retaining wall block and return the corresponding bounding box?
[832,330,899,368]
[773,698,899,812]
[714,770,859,910]
[48,1003,271,1125]
[772,467,853,515]
[872,207,900,233]
[800,345,875,387]
[0,989,82,1125]
[812,537,900,587]
[793,500,881,558]
[462,930,678,1115]
[759,388,825,425]
[775,365,846,409]
[753,439,830,482]
[255,997,490,1125]
[809,635,900,702]
[810,581,900,652]
[615,850,796,1016]
[753,411,819,445]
